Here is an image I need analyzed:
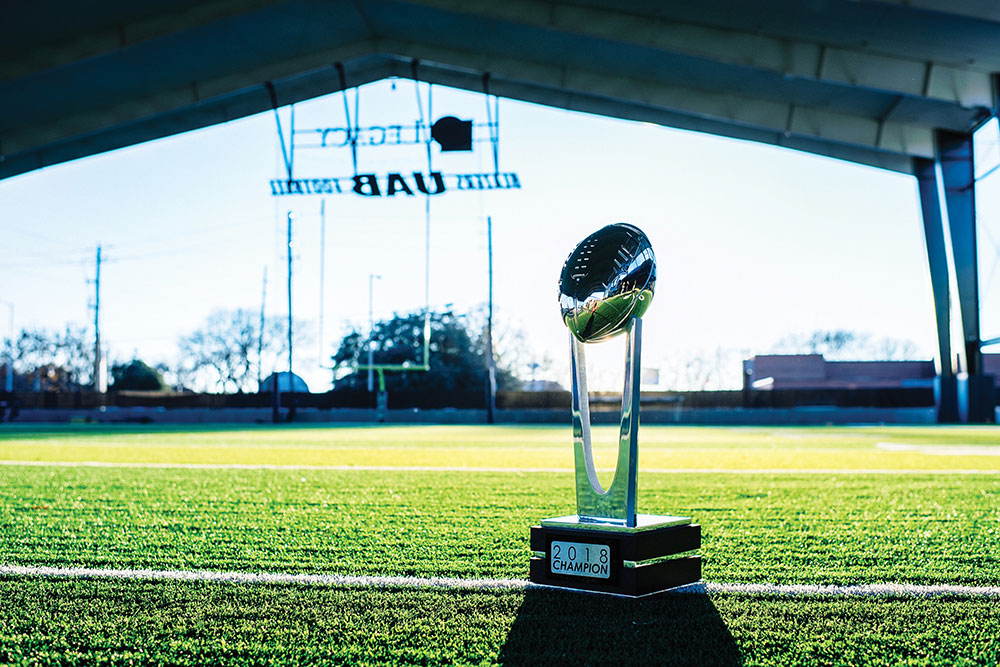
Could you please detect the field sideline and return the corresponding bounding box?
[2,423,999,665]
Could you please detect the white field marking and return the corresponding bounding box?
[876,442,1000,456]
[1,460,998,475]
[679,582,1000,598]
[3,565,1000,598]
[0,565,530,591]
[0,460,574,473]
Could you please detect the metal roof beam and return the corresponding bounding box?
[864,0,1000,24]
[0,40,378,158]
[0,58,391,180]
[403,0,995,110]
[0,0,287,82]
[9,1,991,179]
[379,40,935,160]
[0,38,940,179]
[398,58,917,173]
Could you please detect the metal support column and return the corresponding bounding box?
[936,129,995,422]
[914,157,959,422]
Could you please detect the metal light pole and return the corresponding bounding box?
[486,216,497,423]
[258,266,267,390]
[367,273,381,392]
[287,212,294,378]
[93,245,104,393]
[318,200,326,367]
[286,211,295,422]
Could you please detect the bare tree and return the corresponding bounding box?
[8,325,92,390]
[771,329,921,360]
[466,304,555,388]
[177,308,305,393]
[11,328,55,379]
[153,361,191,392]
[872,336,919,360]
[56,325,93,386]
[659,346,747,391]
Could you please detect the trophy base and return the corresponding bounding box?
[529,515,701,597]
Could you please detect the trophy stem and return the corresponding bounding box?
[620,317,641,527]
[570,317,641,527]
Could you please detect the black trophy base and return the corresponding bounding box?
[529,518,701,597]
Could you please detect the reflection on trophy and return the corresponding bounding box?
[530,223,702,596]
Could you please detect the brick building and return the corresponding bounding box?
[743,354,1000,391]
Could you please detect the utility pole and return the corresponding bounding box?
[286,211,295,422]
[93,245,104,393]
[367,273,380,392]
[318,200,326,366]
[485,217,496,424]
[258,266,267,389]
[1,300,12,392]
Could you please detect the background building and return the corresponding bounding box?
[744,354,1000,391]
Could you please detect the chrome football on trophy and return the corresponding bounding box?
[529,223,702,596]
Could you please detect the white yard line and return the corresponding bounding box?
[1,460,998,474]
[2,564,998,597]
[876,442,1000,456]
[696,581,1000,597]
[0,564,529,591]
[0,460,575,473]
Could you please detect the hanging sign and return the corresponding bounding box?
[299,117,478,151]
[268,72,519,197]
[269,171,520,197]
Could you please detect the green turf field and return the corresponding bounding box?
[1,423,999,666]
[2,423,999,470]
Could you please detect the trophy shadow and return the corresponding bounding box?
[497,586,741,666]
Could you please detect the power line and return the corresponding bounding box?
[0,217,276,268]
[107,231,275,263]
[2,224,81,247]
[0,248,93,267]
[100,214,278,252]
[0,216,277,269]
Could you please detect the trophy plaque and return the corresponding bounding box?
[529,223,702,596]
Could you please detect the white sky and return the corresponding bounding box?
[2,79,998,391]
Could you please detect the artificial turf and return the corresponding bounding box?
[2,423,999,666]
[2,466,998,585]
[1,423,999,470]
[1,578,999,666]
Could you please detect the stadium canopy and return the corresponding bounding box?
[2,0,997,420]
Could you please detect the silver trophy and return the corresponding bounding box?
[530,223,701,596]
